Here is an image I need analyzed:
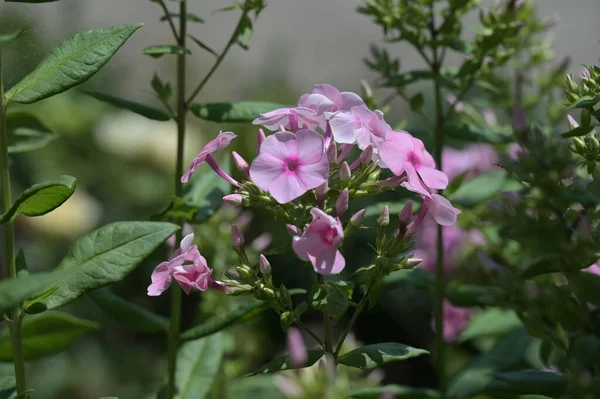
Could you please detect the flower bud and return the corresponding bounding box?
[350,209,366,227]
[326,141,337,163]
[232,224,244,249]
[339,161,351,181]
[336,188,349,219]
[223,193,243,207]
[259,254,271,275]
[251,233,272,252]
[406,258,423,268]
[232,151,249,177]
[573,137,586,153]
[377,205,390,227]
[286,224,302,236]
[512,106,527,133]
[398,200,413,237]
[359,144,374,165]
[567,114,579,129]
[287,328,307,368]
[256,128,266,152]
[315,182,328,208]
[236,265,253,279]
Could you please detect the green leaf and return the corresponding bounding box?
[234,14,253,50]
[382,268,434,290]
[42,221,179,310]
[187,35,218,57]
[0,312,98,361]
[486,370,565,397]
[173,334,223,399]
[152,196,198,223]
[183,156,231,224]
[160,13,204,23]
[570,271,600,306]
[6,112,58,154]
[0,271,64,314]
[448,171,506,207]
[22,286,59,314]
[409,93,424,111]
[142,45,190,58]
[226,376,285,399]
[310,283,350,321]
[181,299,264,341]
[459,308,522,342]
[346,385,441,399]
[6,24,142,104]
[445,122,511,144]
[0,376,16,399]
[151,74,172,102]
[89,289,169,333]
[446,282,501,307]
[0,175,76,224]
[560,124,595,138]
[448,328,531,398]
[83,91,171,121]
[249,349,324,375]
[338,343,428,370]
[569,94,600,109]
[190,102,288,123]
[364,200,421,219]
[0,30,22,44]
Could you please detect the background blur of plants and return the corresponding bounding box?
[1,1,600,398]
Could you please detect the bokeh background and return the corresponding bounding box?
[0,1,599,398]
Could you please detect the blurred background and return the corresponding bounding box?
[0,0,599,398]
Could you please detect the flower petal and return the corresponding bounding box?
[418,167,449,190]
[269,173,306,203]
[330,112,360,144]
[296,129,326,164]
[249,153,285,191]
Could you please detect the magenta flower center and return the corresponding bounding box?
[320,226,338,245]
[284,157,300,173]
[407,151,421,167]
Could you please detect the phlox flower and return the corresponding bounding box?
[252,107,321,132]
[379,131,448,197]
[249,129,329,204]
[292,208,345,275]
[329,106,391,153]
[298,84,364,130]
[442,144,499,181]
[432,300,471,342]
[171,255,213,295]
[287,327,308,368]
[181,131,239,186]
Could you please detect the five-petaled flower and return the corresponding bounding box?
[181,131,238,185]
[329,106,391,154]
[249,129,329,204]
[293,208,345,275]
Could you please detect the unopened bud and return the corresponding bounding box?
[232,151,249,177]
[350,209,366,227]
[236,264,253,278]
[406,258,423,268]
[315,181,328,206]
[377,205,390,227]
[259,254,272,275]
[398,200,413,237]
[256,129,266,152]
[573,137,586,153]
[339,162,351,181]
[359,144,374,165]
[512,106,527,134]
[286,224,302,236]
[223,193,243,207]
[590,136,600,152]
[336,188,349,219]
[251,233,272,252]
[232,224,244,248]
[567,114,579,129]
[327,141,337,163]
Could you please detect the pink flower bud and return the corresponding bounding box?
[339,162,351,181]
[315,181,328,208]
[231,224,244,248]
[326,141,337,163]
[223,194,243,207]
[286,224,302,236]
[232,151,249,177]
[336,188,349,219]
[512,106,527,133]
[350,209,366,227]
[377,205,390,227]
[567,114,579,129]
[256,128,266,153]
[398,201,413,226]
[251,233,272,252]
[359,144,374,165]
[406,258,422,268]
[259,254,271,275]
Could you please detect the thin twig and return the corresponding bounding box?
[158,0,180,42]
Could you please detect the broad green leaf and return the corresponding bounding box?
[0,312,98,361]
[227,376,284,399]
[0,30,22,44]
[560,124,595,138]
[6,112,57,154]
[83,91,171,121]
[486,370,565,397]
[382,268,434,290]
[459,308,522,342]
[346,385,441,398]
[446,282,501,307]
[187,35,218,57]
[142,45,190,58]
[173,333,223,399]
[569,95,600,109]
[181,299,263,341]
[338,343,428,370]
[152,196,198,223]
[310,283,350,321]
[0,175,76,224]
[6,24,142,104]
[0,376,15,399]
[448,328,531,398]
[0,271,64,314]
[448,171,506,207]
[89,289,169,333]
[249,349,324,375]
[183,156,231,224]
[42,221,179,310]
[190,102,288,123]
[23,286,59,314]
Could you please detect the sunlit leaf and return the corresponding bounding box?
[190,102,288,123]
[83,91,171,121]
[142,45,190,58]
[6,112,58,154]
[346,385,441,398]
[459,308,522,342]
[338,343,429,370]
[249,350,324,375]
[173,334,223,399]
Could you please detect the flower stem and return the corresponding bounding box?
[333,279,374,358]
[166,2,187,398]
[0,47,28,397]
[317,275,334,356]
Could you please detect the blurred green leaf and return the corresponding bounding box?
[152,196,198,223]
[0,271,64,314]
[560,124,595,138]
[459,308,522,342]
[448,328,531,398]
[183,156,231,224]
[0,376,15,399]
[249,349,324,375]
[0,312,98,361]
[486,370,565,397]
[6,112,58,154]
[448,171,506,207]
[409,93,424,111]
[0,30,22,44]
[181,299,264,341]
[570,271,600,306]
[346,385,441,398]
[338,343,428,370]
[383,268,434,290]
[446,282,501,307]
[151,74,172,102]
[445,122,511,144]
[0,175,76,224]
[187,35,218,57]
[173,334,224,399]
[235,14,253,50]
[142,45,190,58]
[190,102,288,123]
[6,24,142,104]
[43,221,179,310]
[226,376,284,398]
[83,91,171,121]
[90,289,169,333]
[310,283,350,321]
[365,201,420,218]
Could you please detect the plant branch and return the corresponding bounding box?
[157,0,180,42]
[317,275,335,356]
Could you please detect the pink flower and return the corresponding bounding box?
[379,131,448,197]
[182,131,239,187]
[584,262,600,276]
[172,255,213,294]
[427,194,461,226]
[252,107,321,132]
[431,300,471,342]
[292,208,345,275]
[329,106,391,152]
[287,327,308,368]
[442,144,499,181]
[249,129,329,204]
[298,84,364,130]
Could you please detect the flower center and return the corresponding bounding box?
[407,151,421,167]
[321,226,338,245]
[284,157,300,173]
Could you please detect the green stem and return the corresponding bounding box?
[166,2,187,399]
[317,275,334,356]
[0,47,28,397]
[333,279,374,358]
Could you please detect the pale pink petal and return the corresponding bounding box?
[295,129,326,164]
[418,167,449,190]
[296,159,329,190]
[330,112,360,144]
[430,194,461,226]
[287,328,308,367]
[311,84,342,107]
[379,131,414,175]
[340,91,365,110]
[298,93,335,114]
[249,155,285,191]
[269,173,306,203]
[403,164,431,197]
[258,131,298,160]
[147,261,173,296]
[253,108,291,131]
